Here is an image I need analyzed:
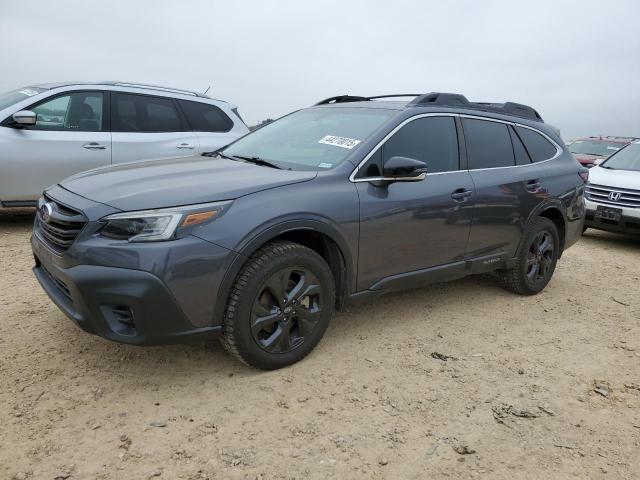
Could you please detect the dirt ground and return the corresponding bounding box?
[1,208,639,480]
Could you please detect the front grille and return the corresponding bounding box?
[35,196,86,253]
[585,183,640,209]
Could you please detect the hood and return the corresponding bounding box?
[60,155,317,211]
[588,165,640,190]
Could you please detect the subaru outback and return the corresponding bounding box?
[31,92,586,370]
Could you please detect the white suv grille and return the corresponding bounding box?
[585,183,640,209]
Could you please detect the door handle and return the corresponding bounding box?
[83,142,106,150]
[451,188,473,202]
[176,143,195,149]
[525,179,542,192]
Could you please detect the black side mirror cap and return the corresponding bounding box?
[382,156,428,181]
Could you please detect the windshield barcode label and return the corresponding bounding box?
[318,135,361,149]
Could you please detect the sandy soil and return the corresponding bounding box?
[1,208,639,480]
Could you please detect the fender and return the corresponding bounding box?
[212,216,356,327]
[516,199,567,258]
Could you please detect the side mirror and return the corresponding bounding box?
[382,156,428,182]
[12,110,37,126]
[592,158,604,166]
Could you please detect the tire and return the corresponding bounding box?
[499,217,560,295]
[221,241,335,370]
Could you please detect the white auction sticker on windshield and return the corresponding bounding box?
[318,135,361,149]
[19,88,40,97]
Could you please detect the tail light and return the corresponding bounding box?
[578,168,589,183]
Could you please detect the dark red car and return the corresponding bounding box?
[568,136,638,167]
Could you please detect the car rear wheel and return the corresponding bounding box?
[499,217,560,295]
[221,241,335,370]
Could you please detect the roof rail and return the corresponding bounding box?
[100,81,208,98]
[314,94,423,106]
[314,92,544,122]
[408,92,543,122]
[314,95,370,105]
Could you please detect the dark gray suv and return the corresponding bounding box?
[31,92,586,369]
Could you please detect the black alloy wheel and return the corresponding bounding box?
[250,267,323,354]
[221,241,335,370]
[526,231,554,284]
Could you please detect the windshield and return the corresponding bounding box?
[601,142,640,172]
[222,107,395,170]
[0,87,46,111]
[568,139,624,157]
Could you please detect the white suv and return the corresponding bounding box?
[585,140,640,235]
[0,82,249,207]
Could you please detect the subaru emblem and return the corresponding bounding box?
[40,202,53,223]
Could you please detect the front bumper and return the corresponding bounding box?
[585,198,640,234]
[33,254,221,344]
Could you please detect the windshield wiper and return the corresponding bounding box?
[231,154,282,170]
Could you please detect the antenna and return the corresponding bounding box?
[203,86,211,96]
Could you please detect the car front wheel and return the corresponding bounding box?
[499,217,560,295]
[221,241,335,370]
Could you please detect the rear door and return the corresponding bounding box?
[463,116,552,260]
[355,115,475,290]
[0,90,110,202]
[110,92,199,164]
[177,99,241,152]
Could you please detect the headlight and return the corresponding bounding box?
[100,201,232,242]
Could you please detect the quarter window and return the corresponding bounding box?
[463,118,515,169]
[112,93,183,132]
[509,126,531,165]
[179,100,233,132]
[30,92,104,131]
[515,126,557,162]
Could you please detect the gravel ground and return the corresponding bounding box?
[1,208,639,480]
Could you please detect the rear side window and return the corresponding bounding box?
[179,100,233,132]
[112,93,183,132]
[515,126,557,162]
[382,116,459,174]
[463,118,515,169]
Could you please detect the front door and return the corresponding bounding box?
[355,115,475,291]
[0,91,110,202]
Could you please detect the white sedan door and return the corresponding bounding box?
[110,92,199,164]
[0,91,110,202]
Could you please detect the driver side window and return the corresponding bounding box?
[30,92,104,131]
[356,116,459,178]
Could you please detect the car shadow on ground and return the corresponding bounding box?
[0,208,35,227]
[48,274,495,380]
[582,228,640,250]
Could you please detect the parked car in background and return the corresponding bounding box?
[31,92,585,369]
[584,140,640,235]
[0,82,249,207]
[567,136,638,168]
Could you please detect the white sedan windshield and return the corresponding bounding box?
[0,87,45,111]
[602,142,640,172]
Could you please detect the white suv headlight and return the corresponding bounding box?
[100,201,232,242]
